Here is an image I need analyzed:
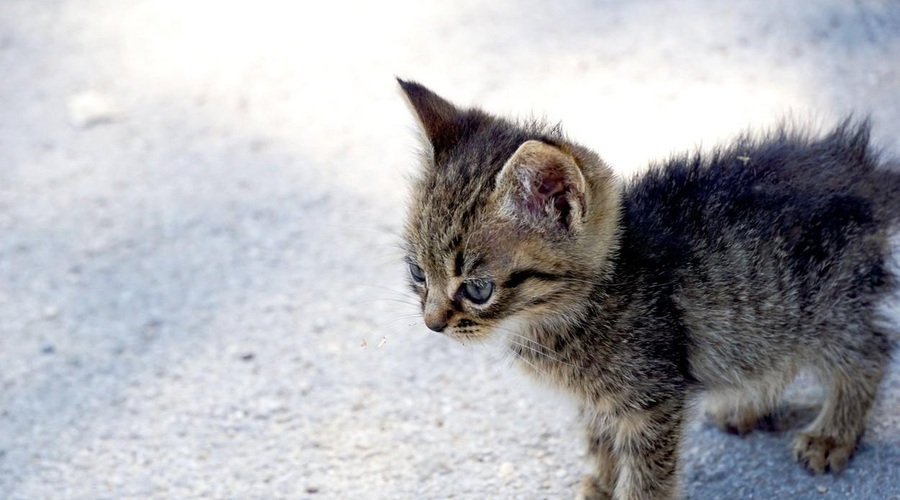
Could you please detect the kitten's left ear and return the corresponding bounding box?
[495,140,587,234]
[397,78,462,154]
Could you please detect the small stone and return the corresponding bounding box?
[142,319,163,337]
[43,306,59,319]
[67,91,120,128]
[354,435,372,450]
[240,353,255,362]
[498,461,515,480]
[41,345,55,355]
[817,485,828,494]
[306,486,319,494]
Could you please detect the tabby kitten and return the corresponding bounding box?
[398,79,899,499]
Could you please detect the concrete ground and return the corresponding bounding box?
[1,0,898,498]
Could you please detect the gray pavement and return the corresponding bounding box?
[0,0,898,498]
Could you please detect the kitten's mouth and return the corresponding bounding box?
[444,329,478,340]
[442,326,491,344]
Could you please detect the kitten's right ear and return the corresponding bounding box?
[397,78,462,153]
[495,140,587,235]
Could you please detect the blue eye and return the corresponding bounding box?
[409,262,426,283]
[463,280,494,304]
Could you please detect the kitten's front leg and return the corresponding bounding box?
[612,400,684,500]
[578,416,617,500]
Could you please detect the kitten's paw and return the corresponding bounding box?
[791,432,856,474]
[707,407,770,436]
[576,475,613,500]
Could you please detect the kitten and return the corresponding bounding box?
[398,79,899,499]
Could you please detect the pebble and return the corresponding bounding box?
[67,91,120,128]
[43,306,60,319]
[499,461,515,480]
[817,485,828,494]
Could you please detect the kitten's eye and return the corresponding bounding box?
[409,262,426,283]
[463,280,494,304]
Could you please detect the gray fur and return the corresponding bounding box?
[398,79,899,499]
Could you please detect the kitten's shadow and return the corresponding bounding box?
[762,403,822,432]
[687,399,894,499]
[699,401,821,436]
[739,402,822,433]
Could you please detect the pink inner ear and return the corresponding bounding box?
[523,171,572,228]
[537,175,566,197]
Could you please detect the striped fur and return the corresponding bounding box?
[399,79,900,499]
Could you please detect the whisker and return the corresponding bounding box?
[504,344,546,378]
[356,284,416,295]
[504,332,578,368]
[477,339,514,371]
[341,225,400,235]
[353,297,420,307]
[359,249,406,260]
[506,334,550,354]
[367,316,423,338]
[505,332,546,348]
[372,313,423,326]
[505,337,576,369]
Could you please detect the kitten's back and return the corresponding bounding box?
[620,120,900,388]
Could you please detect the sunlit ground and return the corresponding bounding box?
[1,0,899,498]
[49,0,900,181]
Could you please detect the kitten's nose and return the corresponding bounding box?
[423,307,448,332]
[424,314,448,333]
[424,293,450,332]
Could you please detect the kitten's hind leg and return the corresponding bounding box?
[706,374,792,436]
[706,391,775,436]
[792,334,890,474]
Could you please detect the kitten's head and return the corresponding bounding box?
[399,80,621,343]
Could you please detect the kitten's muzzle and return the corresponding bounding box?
[422,293,450,333]
[424,315,448,333]
[423,306,448,333]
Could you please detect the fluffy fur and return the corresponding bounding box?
[398,79,899,499]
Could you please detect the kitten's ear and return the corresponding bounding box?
[397,78,462,153]
[495,140,587,234]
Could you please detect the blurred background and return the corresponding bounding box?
[0,0,898,498]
